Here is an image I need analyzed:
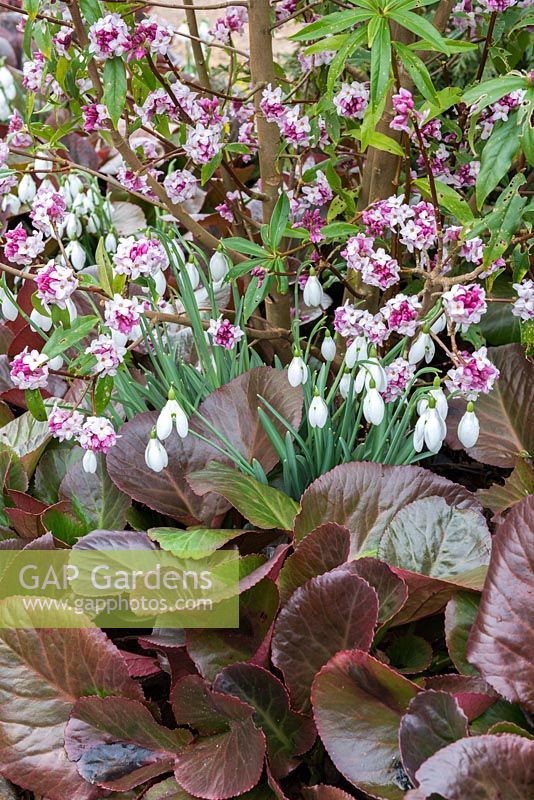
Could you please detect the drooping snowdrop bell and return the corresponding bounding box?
[363,380,385,425]
[339,370,352,400]
[82,450,98,474]
[303,268,322,308]
[345,336,368,369]
[66,240,86,270]
[321,330,336,361]
[105,232,117,253]
[457,401,480,448]
[355,351,387,394]
[1,289,18,321]
[408,330,435,365]
[30,307,53,332]
[185,261,200,291]
[209,251,229,282]
[413,395,446,454]
[156,388,189,440]
[18,174,36,205]
[308,390,328,429]
[417,378,448,420]
[145,429,169,473]
[288,351,308,387]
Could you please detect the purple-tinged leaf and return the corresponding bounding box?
[335,559,407,625]
[302,787,355,800]
[399,690,468,785]
[468,495,534,711]
[186,579,279,681]
[386,634,432,675]
[214,663,316,777]
[73,529,155,550]
[312,650,419,799]
[60,458,131,531]
[424,675,497,721]
[279,523,350,604]
[272,571,378,713]
[445,591,480,677]
[65,696,191,791]
[447,344,534,467]
[239,544,289,593]
[172,675,266,800]
[293,463,481,555]
[476,458,534,520]
[148,525,249,559]
[106,411,229,524]
[0,601,143,800]
[388,568,484,627]
[412,735,534,799]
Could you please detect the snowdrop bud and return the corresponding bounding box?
[66,299,78,323]
[0,66,16,96]
[288,351,308,387]
[308,390,328,429]
[153,269,167,296]
[363,382,385,426]
[82,450,98,474]
[87,214,99,234]
[144,429,169,473]
[417,380,448,421]
[339,371,352,400]
[414,396,446,454]
[457,402,480,448]
[111,329,128,348]
[209,251,229,282]
[303,269,322,308]
[34,157,53,180]
[156,389,189,440]
[185,261,200,290]
[30,307,52,332]
[105,232,117,253]
[431,313,446,334]
[345,336,368,369]
[65,213,81,240]
[2,194,21,215]
[408,331,434,365]
[18,174,36,204]
[49,355,63,371]
[68,175,83,198]
[321,331,336,361]
[66,240,86,270]
[1,290,18,321]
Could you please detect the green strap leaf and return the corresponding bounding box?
[291,9,372,41]
[102,57,127,128]
[476,115,521,210]
[389,10,450,54]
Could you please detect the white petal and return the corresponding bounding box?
[321,336,336,361]
[209,252,229,282]
[156,407,174,440]
[82,450,98,473]
[145,438,168,472]
[363,388,385,425]
[457,410,480,448]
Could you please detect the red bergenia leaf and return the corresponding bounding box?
[213,663,316,778]
[467,495,534,712]
[65,696,190,791]
[411,734,534,799]
[272,571,378,713]
[312,650,419,800]
[172,675,266,800]
[424,675,497,721]
[293,462,481,555]
[0,600,143,800]
[399,690,468,785]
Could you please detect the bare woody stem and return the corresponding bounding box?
[183,0,211,90]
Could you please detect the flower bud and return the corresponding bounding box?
[30,307,52,332]
[308,391,328,429]
[156,394,189,440]
[288,353,308,387]
[303,269,322,308]
[82,450,98,474]
[457,402,480,448]
[1,290,18,321]
[209,251,229,282]
[66,240,86,270]
[321,331,336,361]
[18,174,36,204]
[105,232,117,253]
[145,430,169,472]
[363,384,385,425]
[65,213,81,240]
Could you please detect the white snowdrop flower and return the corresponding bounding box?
[321,331,336,361]
[355,355,386,394]
[145,431,169,473]
[185,261,200,290]
[87,214,99,234]
[363,383,385,425]
[2,194,21,215]
[457,402,480,448]
[18,174,36,204]
[156,390,189,440]
[82,449,98,474]
[303,269,322,308]
[0,66,16,99]
[308,391,328,429]
[408,331,435,365]
[1,289,18,321]
[30,307,52,332]
[288,352,308,387]
[345,336,368,369]
[65,298,78,323]
[34,156,53,180]
[413,399,446,454]
[67,174,84,198]
[209,251,229,282]
[417,384,448,420]
[153,269,167,296]
[431,313,446,334]
[105,232,117,253]
[339,371,352,400]
[48,355,64,371]
[66,240,86,270]
[65,213,82,240]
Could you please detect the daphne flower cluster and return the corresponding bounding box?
[443,283,487,330]
[382,358,416,403]
[113,235,169,281]
[82,103,110,133]
[278,106,311,148]
[35,261,79,308]
[88,13,130,60]
[10,348,49,391]
[333,82,369,120]
[390,88,415,133]
[207,316,245,349]
[163,169,197,204]
[184,124,222,165]
[127,18,174,61]
[30,185,67,236]
[85,334,126,377]
[446,347,500,397]
[3,223,45,266]
[104,294,142,336]
[511,279,534,321]
[260,84,286,122]
[382,294,422,337]
[209,7,248,43]
[478,90,525,139]
[78,416,118,473]
[48,405,84,442]
[342,234,400,290]
[301,171,333,207]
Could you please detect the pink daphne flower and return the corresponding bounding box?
[78,416,118,453]
[342,233,374,272]
[390,88,414,133]
[128,18,174,60]
[82,103,110,133]
[296,209,325,243]
[511,279,534,321]
[113,235,169,279]
[446,347,499,398]
[443,283,487,330]
[301,170,333,207]
[260,84,285,123]
[30,185,67,236]
[207,316,244,349]
[278,106,311,148]
[7,110,32,148]
[478,0,517,10]
[209,6,247,43]
[48,404,84,442]
[104,294,141,335]
[10,347,49,390]
[183,124,222,165]
[3,223,45,266]
[357,248,400,291]
[333,82,369,120]
[382,293,422,337]
[382,358,416,403]
[85,334,126,377]
[163,169,197,204]
[36,260,78,307]
[88,13,130,60]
